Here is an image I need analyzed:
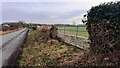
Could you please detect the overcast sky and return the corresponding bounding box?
[1,0,118,24]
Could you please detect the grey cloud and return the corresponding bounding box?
[2,2,88,24]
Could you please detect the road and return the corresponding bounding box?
[0,28,27,47]
[0,28,28,67]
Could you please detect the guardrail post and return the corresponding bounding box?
[75,25,79,45]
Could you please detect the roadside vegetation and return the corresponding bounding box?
[0,29,19,36]
[18,29,89,67]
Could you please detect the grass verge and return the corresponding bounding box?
[18,29,88,67]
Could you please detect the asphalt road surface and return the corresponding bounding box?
[0,28,28,67]
[0,28,27,47]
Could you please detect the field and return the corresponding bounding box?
[58,27,89,37]
[17,29,90,66]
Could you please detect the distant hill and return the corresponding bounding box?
[2,22,19,27]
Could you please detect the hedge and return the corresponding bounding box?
[82,1,120,65]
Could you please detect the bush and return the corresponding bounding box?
[83,1,120,65]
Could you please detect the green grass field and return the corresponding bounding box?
[58,27,89,37]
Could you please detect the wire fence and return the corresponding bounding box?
[56,25,90,49]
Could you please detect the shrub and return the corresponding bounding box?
[83,1,120,65]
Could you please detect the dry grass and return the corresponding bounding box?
[18,29,88,67]
[0,29,19,36]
